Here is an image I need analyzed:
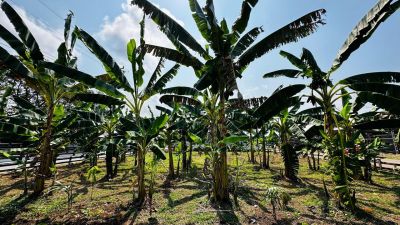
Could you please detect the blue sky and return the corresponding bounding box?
[1,0,400,108]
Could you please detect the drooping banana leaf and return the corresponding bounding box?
[150,144,166,160]
[354,119,400,130]
[74,27,133,92]
[143,44,203,69]
[155,106,172,115]
[346,83,400,99]
[53,113,77,134]
[222,135,248,145]
[149,114,169,136]
[74,110,103,123]
[160,95,202,107]
[331,0,400,71]
[1,1,44,61]
[40,61,123,98]
[73,93,125,106]
[358,91,400,115]
[161,86,201,96]
[0,122,36,136]
[237,9,326,69]
[253,84,306,118]
[263,69,302,79]
[339,72,400,84]
[69,120,96,129]
[13,96,46,116]
[119,117,140,132]
[0,24,28,60]
[131,0,208,57]
[0,46,34,81]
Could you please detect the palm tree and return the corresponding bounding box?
[132,0,326,203]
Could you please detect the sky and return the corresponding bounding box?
[1,0,399,113]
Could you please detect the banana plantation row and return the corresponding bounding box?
[0,0,399,214]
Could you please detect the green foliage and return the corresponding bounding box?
[221,135,247,145]
[266,186,292,220]
[188,133,202,144]
[47,180,75,211]
[87,166,102,183]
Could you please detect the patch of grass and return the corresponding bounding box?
[0,152,399,225]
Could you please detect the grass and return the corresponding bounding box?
[382,153,400,161]
[0,151,399,225]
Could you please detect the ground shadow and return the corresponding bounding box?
[212,202,240,225]
[0,194,38,224]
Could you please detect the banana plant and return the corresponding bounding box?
[155,105,181,178]
[0,94,79,194]
[270,107,307,182]
[0,2,124,195]
[263,0,400,202]
[69,104,124,180]
[87,165,102,200]
[161,84,306,184]
[228,97,269,167]
[31,15,176,203]
[132,0,326,202]
[120,112,169,203]
[295,107,324,171]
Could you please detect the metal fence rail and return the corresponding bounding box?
[0,152,106,173]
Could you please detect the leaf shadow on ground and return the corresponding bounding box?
[0,194,38,224]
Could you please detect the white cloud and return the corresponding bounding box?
[97,0,180,71]
[97,0,183,116]
[0,3,66,61]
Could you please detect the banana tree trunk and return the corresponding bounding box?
[23,153,28,195]
[167,133,174,178]
[134,150,138,166]
[112,153,119,178]
[250,128,255,164]
[267,146,270,169]
[325,102,354,210]
[182,130,187,172]
[33,104,55,195]
[188,141,193,169]
[137,146,146,204]
[212,91,229,202]
[307,155,313,170]
[311,152,316,170]
[213,151,229,202]
[105,146,113,179]
[262,127,268,169]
